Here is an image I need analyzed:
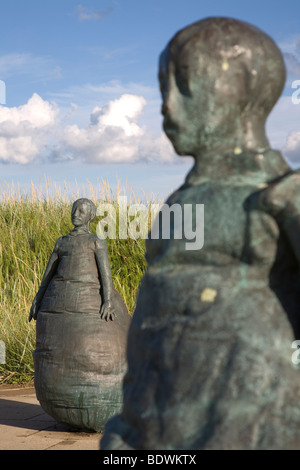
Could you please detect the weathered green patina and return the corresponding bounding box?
[30,198,131,432]
[101,17,300,449]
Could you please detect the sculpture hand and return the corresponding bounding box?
[100,300,117,321]
[29,298,39,322]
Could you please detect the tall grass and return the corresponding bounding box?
[0,178,159,384]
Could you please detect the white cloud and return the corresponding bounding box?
[91,94,146,137]
[282,131,300,166]
[1,86,299,168]
[47,81,161,131]
[59,94,174,163]
[267,95,300,166]
[266,92,300,168]
[0,93,57,127]
[0,92,174,165]
[0,93,58,164]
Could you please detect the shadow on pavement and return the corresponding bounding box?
[0,397,73,432]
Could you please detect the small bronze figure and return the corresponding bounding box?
[30,198,131,432]
[101,18,300,449]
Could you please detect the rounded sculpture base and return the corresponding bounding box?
[38,400,122,433]
[33,306,131,433]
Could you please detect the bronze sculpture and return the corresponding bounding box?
[30,198,131,432]
[101,17,300,449]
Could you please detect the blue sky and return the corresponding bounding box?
[0,0,300,200]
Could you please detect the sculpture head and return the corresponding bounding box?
[71,198,96,228]
[159,17,286,159]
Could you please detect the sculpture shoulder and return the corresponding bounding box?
[270,170,300,195]
[93,233,109,251]
[258,171,300,217]
[53,236,64,251]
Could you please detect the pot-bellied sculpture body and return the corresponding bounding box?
[30,198,131,432]
[101,18,300,449]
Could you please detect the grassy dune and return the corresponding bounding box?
[0,178,157,384]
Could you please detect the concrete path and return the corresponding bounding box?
[0,384,102,450]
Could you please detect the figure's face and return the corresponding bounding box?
[159,44,239,157]
[159,47,208,156]
[71,202,91,227]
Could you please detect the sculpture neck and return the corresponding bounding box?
[71,224,90,235]
[184,148,290,187]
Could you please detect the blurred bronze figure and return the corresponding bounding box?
[101,18,300,449]
[30,198,131,432]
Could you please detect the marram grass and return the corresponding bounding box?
[0,178,160,384]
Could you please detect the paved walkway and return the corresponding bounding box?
[0,384,102,450]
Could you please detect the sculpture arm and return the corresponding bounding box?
[29,241,60,322]
[95,237,116,321]
[258,174,300,266]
